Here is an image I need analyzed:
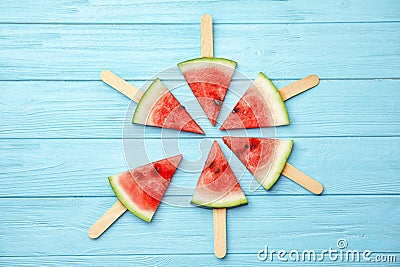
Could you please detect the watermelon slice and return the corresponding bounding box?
[108,154,182,222]
[191,141,248,208]
[222,137,293,190]
[178,58,237,126]
[133,78,204,134]
[220,72,289,130]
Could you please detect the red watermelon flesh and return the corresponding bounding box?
[220,72,290,130]
[109,154,182,222]
[133,79,204,134]
[191,141,248,208]
[178,58,237,126]
[222,136,293,190]
[220,84,271,129]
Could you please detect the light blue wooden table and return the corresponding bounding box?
[1,1,399,266]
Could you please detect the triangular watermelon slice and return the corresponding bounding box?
[133,78,204,134]
[178,58,237,126]
[220,72,289,130]
[108,154,182,222]
[222,137,293,190]
[191,141,248,208]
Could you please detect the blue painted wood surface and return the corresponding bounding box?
[0,1,399,266]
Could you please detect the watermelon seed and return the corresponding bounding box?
[154,166,160,174]
[214,99,221,106]
[209,161,215,168]
[214,168,221,174]
[244,144,250,149]
[232,108,239,113]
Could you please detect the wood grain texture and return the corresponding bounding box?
[0,254,399,266]
[0,79,399,138]
[1,138,399,197]
[0,0,399,24]
[0,23,399,80]
[0,196,398,256]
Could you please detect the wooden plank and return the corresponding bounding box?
[0,253,399,266]
[0,0,399,24]
[0,79,399,139]
[1,137,399,197]
[0,23,399,80]
[0,196,398,256]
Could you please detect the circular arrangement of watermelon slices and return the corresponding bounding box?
[90,14,323,260]
[115,59,297,215]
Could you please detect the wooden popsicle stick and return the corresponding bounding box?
[279,74,320,101]
[88,200,127,239]
[100,70,144,103]
[201,14,214,58]
[213,208,227,258]
[281,162,324,195]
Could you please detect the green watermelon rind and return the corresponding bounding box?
[177,57,237,70]
[254,72,290,126]
[132,78,166,125]
[258,139,293,190]
[108,174,153,223]
[190,190,248,209]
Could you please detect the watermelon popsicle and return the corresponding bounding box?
[88,155,182,239]
[191,141,248,258]
[222,137,323,195]
[177,57,237,126]
[100,71,204,135]
[220,73,320,130]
